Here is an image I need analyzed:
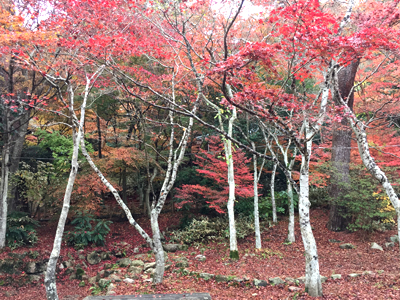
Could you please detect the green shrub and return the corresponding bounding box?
[6,211,39,250]
[170,216,254,245]
[65,211,112,247]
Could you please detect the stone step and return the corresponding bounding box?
[84,293,211,300]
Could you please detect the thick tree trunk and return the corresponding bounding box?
[327,61,359,231]
[271,162,278,224]
[300,135,322,297]
[151,212,165,283]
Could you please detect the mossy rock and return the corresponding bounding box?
[76,268,85,280]
[0,259,22,274]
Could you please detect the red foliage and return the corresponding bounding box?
[175,136,256,213]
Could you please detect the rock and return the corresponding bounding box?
[25,262,37,274]
[119,242,130,247]
[195,255,206,262]
[253,279,268,287]
[269,277,285,285]
[130,260,144,267]
[143,278,153,283]
[289,286,302,292]
[69,273,77,280]
[109,274,122,282]
[29,274,42,282]
[104,269,114,277]
[215,275,230,282]
[0,259,22,274]
[174,257,189,268]
[320,276,328,283]
[390,235,399,243]
[128,266,143,274]
[104,263,113,269]
[199,273,214,280]
[88,276,97,284]
[65,267,75,275]
[133,247,139,253]
[371,242,383,251]
[363,271,374,275]
[115,251,123,258]
[106,283,116,295]
[82,275,88,281]
[331,274,342,280]
[78,281,85,287]
[328,239,342,243]
[8,252,27,260]
[285,277,297,284]
[144,268,155,274]
[98,278,109,286]
[118,258,132,267]
[100,252,110,261]
[297,276,306,284]
[385,242,395,248]
[340,243,355,249]
[87,252,101,265]
[63,260,74,268]
[123,278,135,284]
[163,244,181,252]
[144,262,156,271]
[348,273,360,278]
[78,255,85,260]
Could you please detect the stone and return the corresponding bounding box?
[289,286,302,292]
[87,252,101,265]
[348,273,360,278]
[144,268,155,274]
[195,255,206,262]
[104,270,115,277]
[98,278,109,286]
[385,242,395,248]
[328,239,342,243]
[320,276,328,283]
[131,260,144,267]
[106,283,116,295]
[118,258,132,267]
[65,267,75,275]
[253,279,268,287]
[163,244,181,252]
[128,266,143,274]
[331,274,342,280]
[88,276,97,284]
[215,275,230,282]
[25,262,37,274]
[100,252,110,261]
[29,274,42,282]
[144,262,156,271]
[133,247,139,253]
[363,271,374,275]
[390,235,399,243]
[69,273,77,280]
[297,276,306,284]
[78,255,85,260]
[115,251,123,258]
[123,278,135,284]
[104,263,113,269]
[371,242,383,251]
[63,260,74,268]
[269,277,285,285]
[109,274,122,282]
[199,273,214,280]
[339,243,355,249]
[285,277,297,284]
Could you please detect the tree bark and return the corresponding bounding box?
[287,178,295,243]
[0,122,11,248]
[252,142,261,249]
[300,125,322,297]
[271,162,278,224]
[327,60,359,231]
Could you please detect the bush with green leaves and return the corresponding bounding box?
[170,216,254,245]
[65,211,112,248]
[6,212,39,250]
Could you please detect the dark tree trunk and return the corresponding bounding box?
[96,115,102,158]
[327,60,359,231]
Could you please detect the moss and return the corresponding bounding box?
[230,250,239,260]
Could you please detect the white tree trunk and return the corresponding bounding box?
[299,127,322,297]
[350,121,400,250]
[252,143,261,249]
[224,106,238,259]
[271,162,278,224]
[0,131,11,248]
[287,178,295,243]
[44,85,83,300]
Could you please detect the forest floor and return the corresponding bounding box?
[1,207,400,299]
